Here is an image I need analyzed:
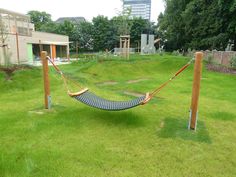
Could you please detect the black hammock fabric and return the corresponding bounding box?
[73,91,146,111]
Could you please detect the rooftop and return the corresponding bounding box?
[56,17,86,24]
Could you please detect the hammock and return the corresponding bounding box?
[72,89,149,111]
[47,57,192,111]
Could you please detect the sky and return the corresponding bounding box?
[0,0,165,22]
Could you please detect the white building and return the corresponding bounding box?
[0,8,70,65]
[123,0,151,20]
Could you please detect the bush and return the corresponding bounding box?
[230,56,236,69]
[206,54,214,64]
[185,48,196,58]
[172,50,182,56]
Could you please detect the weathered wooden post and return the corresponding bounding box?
[41,51,51,109]
[188,52,203,130]
[15,32,20,64]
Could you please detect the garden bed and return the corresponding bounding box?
[207,64,236,75]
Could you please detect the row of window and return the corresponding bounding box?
[124,4,150,8]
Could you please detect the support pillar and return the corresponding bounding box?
[51,44,56,61]
[41,51,51,109]
[16,32,20,64]
[188,52,203,130]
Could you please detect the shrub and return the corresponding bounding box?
[172,50,182,56]
[206,54,214,64]
[230,56,236,69]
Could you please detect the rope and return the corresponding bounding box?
[149,58,194,99]
[46,56,194,103]
[46,57,83,93]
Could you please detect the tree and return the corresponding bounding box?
[27,11,52,30]
[56,20,75,38]
[158,0,236,51]
[40,22,59,33]
[113,8,133,35]
[130,17,155,45]
[92,16,112,51]
[0,19,10,66]
[72,21,94,51]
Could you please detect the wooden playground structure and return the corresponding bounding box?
[120,35,130,59]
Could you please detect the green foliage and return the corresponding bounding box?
[72,21,94,51]
[39,22,59,33]
[230,56,236,68]
[27,11,52,30]
[158,0,236,51]
[130,17,153,44]
[206,54,214,64]
[28,11,156,52]
[92,16,113,51]
[56,20,75,39]
[171,50,182,56]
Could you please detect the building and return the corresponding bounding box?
[123,0,151,20]
[56,17,86,24]
[0,8,70,65]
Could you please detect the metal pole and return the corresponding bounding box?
[41,51,51,109]
[189,52,203,130]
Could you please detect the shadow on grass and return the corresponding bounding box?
[157,117,211,144]
[28,105,145,130]
[80,108,146,128]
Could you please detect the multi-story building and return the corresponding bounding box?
[0,8,70,65]
[123,0,151,20]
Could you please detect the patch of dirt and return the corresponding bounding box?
[207,64,236,75]
[28,111,44,115]
[0,65,32,80]
[96,81,118,86]
[127,78,149,84]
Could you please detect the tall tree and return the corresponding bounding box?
[130,18,149,44]
[158,0,236,51]
[92,16,111,51]
[27,11,52,30]
[0,19,10,66]
[72,21,94,51]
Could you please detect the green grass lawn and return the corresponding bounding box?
[0,54,236,177]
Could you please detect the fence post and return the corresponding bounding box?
[188,52,203,130]
[41,51,51,109]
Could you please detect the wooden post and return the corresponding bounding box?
[127,37,130,60]
[189,52,203,130]
[16,32,20,65]
[67,45,70,62]
[39,40,43,57]
[51,44,56,61]
[41,51,51,109]
[123,39,126,58]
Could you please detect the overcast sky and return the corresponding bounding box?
[0,0,165,22]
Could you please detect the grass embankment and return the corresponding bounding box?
[0,54,236,177]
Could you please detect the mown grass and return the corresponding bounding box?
[0,54,236,177]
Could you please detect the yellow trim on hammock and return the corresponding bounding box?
[68,88,89,97]
[141,92,151,105]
